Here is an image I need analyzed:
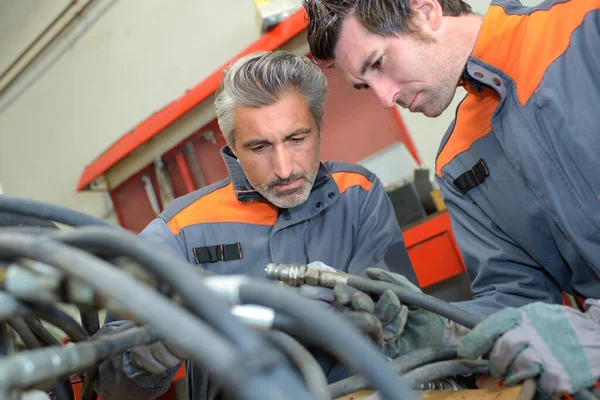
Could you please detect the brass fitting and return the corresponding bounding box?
[264,263,349,288]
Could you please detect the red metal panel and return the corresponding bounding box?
[402,212,466,287]
[77,9,308,191]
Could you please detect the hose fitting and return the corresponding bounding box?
[265,263,349,288]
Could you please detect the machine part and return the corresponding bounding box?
[328,345,458,398]
[141,175,161,216]
[0,233,312,400]
[230,305,275,330]
[233,279,419,400]
[203,130,217,145]
[154,157,175,208]
[265,263,482,329]
[401,359,489,389]
[418,379,465,391]
[0,196,111,227]
[0,326,155,394]
[184,142,207,189]
[262,331,330,400]
[22,317,61,347]
[5,263,61,304]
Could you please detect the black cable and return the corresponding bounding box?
[23,317,62,346]
[0,233,311,400]
[400,359,489,389]
[574,389,600,400]
[27,303,89,342]
[0,197,112,228]
[79,310,100,336]
[0,323,13,356]
[345,275,482,329]
[52,228,296,368]
[238,281,418,400]
[8,317,42,349]
[8,318,74,400]
[262,331,329,400]
[78,311,100,400]
[328,345,458,398]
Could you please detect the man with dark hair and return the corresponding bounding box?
[302,0,600,396]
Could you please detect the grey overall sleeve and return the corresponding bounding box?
[94,218,185,400]
[348,177,416,284]
[436,176,563,317]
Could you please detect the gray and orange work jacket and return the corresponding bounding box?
[436,0,600,317]
[95,145,413,400]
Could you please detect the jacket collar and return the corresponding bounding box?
[220,145,332,204]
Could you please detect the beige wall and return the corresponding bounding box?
[0,0,542,219]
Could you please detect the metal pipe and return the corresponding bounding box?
[0,0,98,99]
[0,1,77,83]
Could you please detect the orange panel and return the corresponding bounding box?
[406,232,465,288]
[403,212,466,288]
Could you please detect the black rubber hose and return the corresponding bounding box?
[27,302,89,342]
[79,310,100,400]
[345,275,482,328]
[574,389,600,400]
[0,196,112,227]
[0,233,311,400]
[262,331,329,400]
[8,317,75,400]
[400,359,489,389]
[80,310,100,336]
[328,345,458,398]
[7,317,42,348]
[23,317,61,346]
[238,281,418,400]
[53,228,277,355]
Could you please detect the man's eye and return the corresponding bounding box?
[290,137,305,143]
[251,145,266,153]
[372,57,383,70]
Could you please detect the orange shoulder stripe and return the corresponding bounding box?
[167,183,278,235]
[332,171,373,193]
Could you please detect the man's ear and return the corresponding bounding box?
[410,0,443,31]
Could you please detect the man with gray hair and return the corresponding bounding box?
[94,50,415,400]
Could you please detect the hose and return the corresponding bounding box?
[0,233,311,400]
[234,279,418,400]
[0,291,29,320]
[328,346,458,398]
[7,318,75,400]
[27,303,88,342]
[0,326,155,391]
[0,197,112,228]
[265,264,482,329]
[22,317,61,346]
[400,359,489,389]
[262,331,330,400]
[574,389,600,400]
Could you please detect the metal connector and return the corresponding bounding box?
[264,263,349,288]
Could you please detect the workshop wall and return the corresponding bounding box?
[0,0,540,220]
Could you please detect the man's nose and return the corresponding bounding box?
[272,145,293,180]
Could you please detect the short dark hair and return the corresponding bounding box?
[303,0,472,61]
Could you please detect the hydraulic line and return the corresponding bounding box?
[27,303,88,342]
[574,389,600,400]
[400,359,489,389]
[262,331,330,400]
[328,345,459,398]
[0,197,112,228]
[52,227,279,354]
[0,233,312,400]
[208,277,418,400]
[265,263,482,329]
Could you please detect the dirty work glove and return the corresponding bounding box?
[334,268,448,359]
[295,261,336,308]
[458,299,600,396]
[104,321,186,376]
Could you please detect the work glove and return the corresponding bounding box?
[295,261,336,307]
[458,299,600,397]
[334,268,448,359]
[100,320,186,376]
